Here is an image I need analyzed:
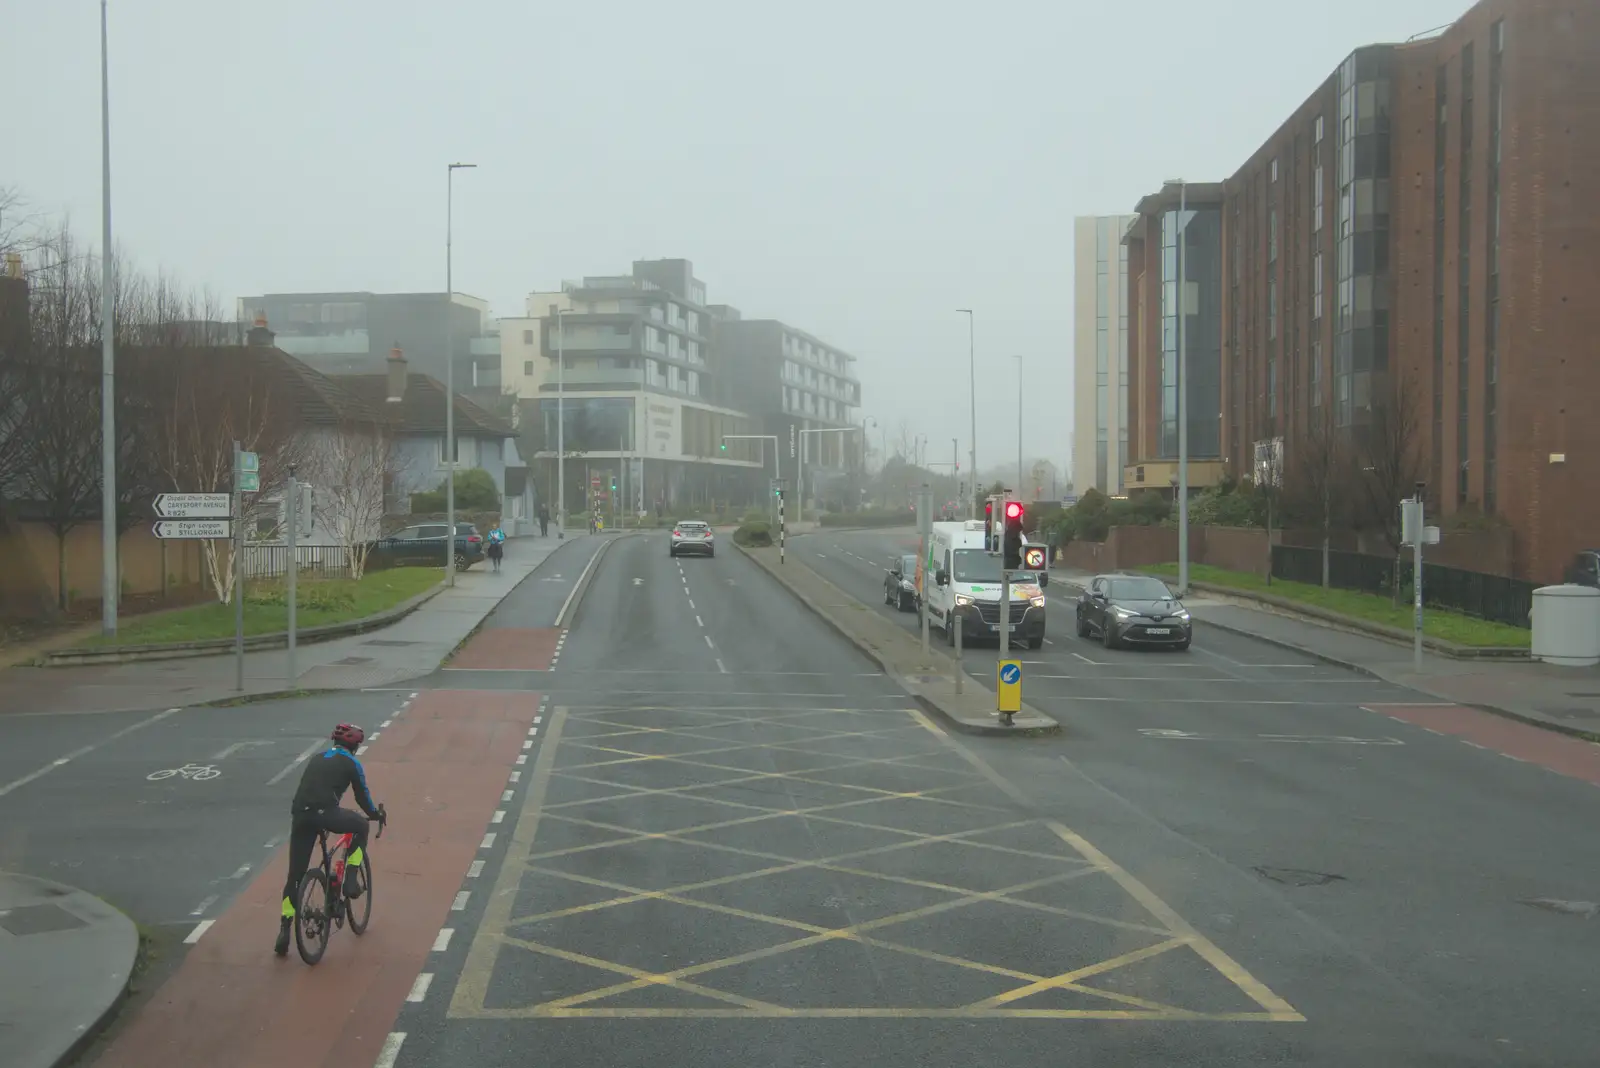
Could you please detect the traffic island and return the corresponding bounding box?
[0,872,139,1068]
[735,544,1060,736]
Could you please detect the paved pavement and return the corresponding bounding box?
[15,524,1600,1066]
[0,873,137,1068]
[0,534,578,716]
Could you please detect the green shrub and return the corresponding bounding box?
[733,520,773,547]
[410,468,499,513]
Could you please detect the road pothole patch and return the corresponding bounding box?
[1519,898,1597,918]
[1253,866,1345,887]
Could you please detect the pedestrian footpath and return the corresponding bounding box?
[1051,565,1600,738]
[0,873,138,1068]
[0,535,577,717]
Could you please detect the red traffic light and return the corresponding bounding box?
[984,501,993,517]
[1004,501,1024,520]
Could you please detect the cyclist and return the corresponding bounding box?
[275,723,384,956]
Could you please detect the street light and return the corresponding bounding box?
[444,161,476,586]
[957,309,976,517]
[98,0,117,636]
[1012,355,1023,498]
[1164,177,1189,595]
[555,306,567,539]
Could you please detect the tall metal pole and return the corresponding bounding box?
[1175,180,1191,596]
[286,469,297,687]
[959,309,976,516]
[98,0,118,637]
[1013,355,1023,496]
[444,163,476,585]
[233,441,244,692]
[556,308,566,539]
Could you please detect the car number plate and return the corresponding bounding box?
[1145,627,1170,635]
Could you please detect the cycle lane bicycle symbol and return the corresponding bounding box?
[147,763,222,782]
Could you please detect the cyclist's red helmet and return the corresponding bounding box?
[331,723,365,748]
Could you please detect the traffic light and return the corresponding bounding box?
[720,441,728,452]
[1003,500,1025,570]
[983,498,995,551]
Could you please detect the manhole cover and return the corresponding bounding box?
[331,656,376,666]
[363,640,419,648]
[0,903,89,936]
[1253,866,1345,887]
[1520,898,1597,918]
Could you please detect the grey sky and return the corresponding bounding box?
[3,0,1468,476]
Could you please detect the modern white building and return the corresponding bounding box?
[1072,215,1137,496]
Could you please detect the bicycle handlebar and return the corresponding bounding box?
[373,802,388,839]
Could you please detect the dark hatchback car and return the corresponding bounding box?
[367,522,485,572]
[1076,573,1192,650]
[884,553,918,612]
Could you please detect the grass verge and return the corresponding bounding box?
[1142,562,1532,648]
[77,567,442,648]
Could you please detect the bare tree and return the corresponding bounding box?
[1283,403,1354,587]
[1356,369,1426,554]
[306,414,410,580]
[150,350,306,602]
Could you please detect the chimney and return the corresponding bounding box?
[386,344,407,403]
[245,312,275,347]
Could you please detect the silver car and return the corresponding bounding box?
[669,520,715,558]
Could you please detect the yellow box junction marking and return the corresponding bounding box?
[450,703,1304,1022]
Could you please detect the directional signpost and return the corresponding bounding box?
[153,520,231,540]
[154,493,232,519]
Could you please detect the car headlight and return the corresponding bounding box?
[1173,609,1191,620]
[955,595,972,606]
[1030,596,1046,608]
[901,580,915,590]
[1113,606,1137,618]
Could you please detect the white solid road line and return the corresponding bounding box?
[554,543,608,627]
[184,919,215,944]
[0,706,181,798]
[375,1033,407,1068]
[265,740,325,786]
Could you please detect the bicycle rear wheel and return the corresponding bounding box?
[293,868,331,965]
[347,856,373,935]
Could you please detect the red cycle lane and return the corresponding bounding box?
[93,688,541,1068]
[1367,702,1600,785]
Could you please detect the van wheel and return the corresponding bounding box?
[1028,636,1044,651]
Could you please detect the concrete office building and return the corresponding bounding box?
[527,259,764,515]
[713,313,864,510]
[1072,215,1137,496]
[234,291,497,387]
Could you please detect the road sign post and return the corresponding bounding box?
[152,520,232,539]
[917,483,932,656]
[997,659,1021,726]
[153,493,231,519]
[233,444,256,692]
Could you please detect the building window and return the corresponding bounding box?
[522,329,534,344]
[1312,252,1324,320]
[523,360,534,376]
[1268,277,1278,340]
[1484,22,1503,513]
[1432,62,1448,496]
[1457,42,1475,506]
[1270,157,1279,182]
[1314,114,1325,143]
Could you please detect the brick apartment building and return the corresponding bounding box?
[1122,0,1598,581]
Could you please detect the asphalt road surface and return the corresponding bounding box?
[20,527,1600,1066]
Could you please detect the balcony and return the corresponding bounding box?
[540,366,645,390]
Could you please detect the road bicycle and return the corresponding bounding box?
[293,803,386,965]
[147,763,221,781]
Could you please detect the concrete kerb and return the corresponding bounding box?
[40,579,449,667]
[1056,572,1598,745]
[733,542,1060,737]
[0,873,139,1068]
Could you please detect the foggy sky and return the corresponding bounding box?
[2,0,1469,477]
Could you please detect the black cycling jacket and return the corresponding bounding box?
[290,744,379,819]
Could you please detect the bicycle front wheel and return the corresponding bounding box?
[347,855,373,935]
[293,868,331,965]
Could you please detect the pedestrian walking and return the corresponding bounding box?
[487,524,506,571]
[537,502,549,537]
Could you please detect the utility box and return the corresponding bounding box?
[1530,584,1600,667]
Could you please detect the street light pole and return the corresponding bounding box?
[98,0,118,637]
[958,309,976,517]
[556,307,566,539]
[445,161,476,587]
[1013,355,1023,496]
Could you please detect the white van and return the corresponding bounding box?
[917,520,1047,650]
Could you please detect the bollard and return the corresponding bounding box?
[953,608,963,693]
